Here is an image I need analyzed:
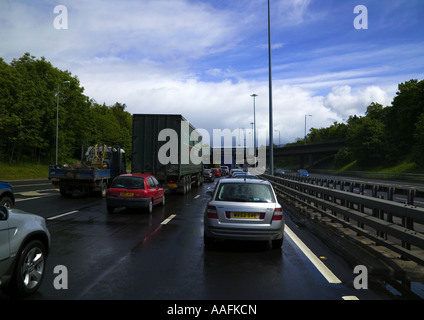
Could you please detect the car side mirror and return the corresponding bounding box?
[0,205,9,221]
[206,190,213,197]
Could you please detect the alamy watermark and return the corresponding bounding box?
[53,4,368,31]
[53,265,68,290]
[353,265,368,290]
[53,5,68,30]
[354,5,368,30]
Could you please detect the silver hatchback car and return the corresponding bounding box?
[204,179,284,249]
[0,206,51,297]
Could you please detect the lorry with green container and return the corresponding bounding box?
[131,114,203,194]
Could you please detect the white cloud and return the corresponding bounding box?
[275,0,312,26]
[324,85,393,118]
[0,0,238,64]
[0,0,422,147]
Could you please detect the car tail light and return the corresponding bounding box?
[207,205,218,219]
[272,207,283,221]
[134,190,147,198]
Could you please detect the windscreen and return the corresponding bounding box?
[216,183,275,203]
[111,176,145,189]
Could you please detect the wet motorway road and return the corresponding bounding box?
[1,178,393,301]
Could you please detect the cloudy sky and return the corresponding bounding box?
[1,0,423,146]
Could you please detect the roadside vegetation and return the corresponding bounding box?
[283,79,424,173]
[0,53,132,167]
[1,53,423,179]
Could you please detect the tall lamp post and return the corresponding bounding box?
[274,129,280,147]
[304,114,312,145]
[250,122,254,152]
[267,0,274,175]
[56,80,70,166]
[250,94,258,156]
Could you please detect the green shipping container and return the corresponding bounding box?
[131,114,203,191]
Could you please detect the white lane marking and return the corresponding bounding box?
[342,296,359,300]
[194,195,200,199]
[16,196,44,202]
[161,214,176,225]
[13,183,52,188]
[16,194,58,202]
[16,189,57,196]
[285,226,342,284]
[15,189,59,202]
[47,210,79,220]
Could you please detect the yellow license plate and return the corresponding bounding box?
[232,212,258,219]
[119,192,134,197]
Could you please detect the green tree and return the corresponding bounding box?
[413,113,424,166]
[0,53,108,164]
[87,102,132,155]
[387,79,424,160]
[346,114,387,167]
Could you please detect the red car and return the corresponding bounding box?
[211,168,221,177]
[106,174,165,214]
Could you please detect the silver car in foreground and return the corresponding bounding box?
[204,179,285,249]
[0,206,51,297]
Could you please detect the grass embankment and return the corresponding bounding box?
[0,158,422,181]
[0,162,50,181]
[338,159,424,174]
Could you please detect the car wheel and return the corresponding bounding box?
[0,196,13,208]
[13,240,47,297]
[146,199,153,214]
[107,206,114,214]
[271,238,283,249]
[203,233,217,250]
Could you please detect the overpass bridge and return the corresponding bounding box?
[208,140,346,169]
[271,139,346,168]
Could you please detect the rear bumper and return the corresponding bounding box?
[204,224,285,241]
[106,196,151,208]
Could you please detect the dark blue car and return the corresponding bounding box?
[0,181,14,208]
[297,169,310,177]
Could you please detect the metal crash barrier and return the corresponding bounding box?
[262,174,424,266]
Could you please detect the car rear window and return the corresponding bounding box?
[111,176,145,189]
[216,183,275,203]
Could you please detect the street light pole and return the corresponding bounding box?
[56,80,70,166]
[304,114,312,145]
[274,129,280,147]
[250,122,254,152]
[268,0,274,175]
[250,93,258,156]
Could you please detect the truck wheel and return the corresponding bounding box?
[100,182,107,198]
[181,177,188,194]
[194,174,201,188]
[60,186,71,198]
[188,177,192,192]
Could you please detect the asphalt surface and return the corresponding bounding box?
[1,177,396,302]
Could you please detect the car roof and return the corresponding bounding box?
[219,178,270,185]
[116,173,151,178]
